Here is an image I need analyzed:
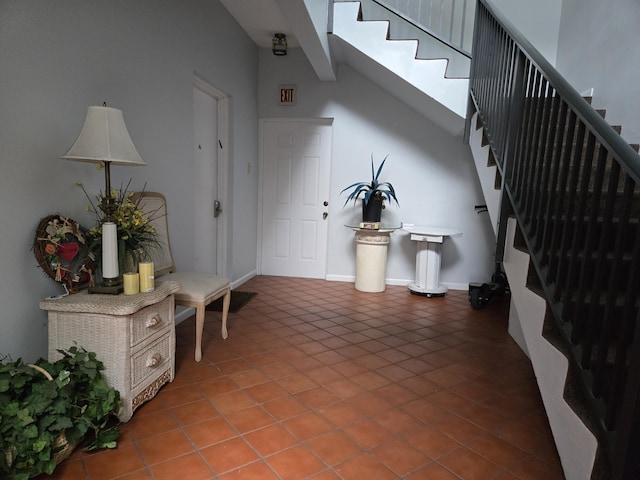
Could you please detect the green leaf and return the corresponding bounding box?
[32,439,48,453]
[55,370,71,387]
[0,377,10,393]
[23,424,39,439]
[16,408,35,428]
[83,427,120,451]
[49,416,73,431]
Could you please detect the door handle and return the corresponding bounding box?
[323,212,328,219]
[214,200,222,218]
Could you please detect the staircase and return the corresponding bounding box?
[468,2,640,478]
[469,110,600,479]
[330,1,469,135]
[330,1,640,479]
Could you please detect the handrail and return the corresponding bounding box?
[477,0,640,182]
[468,1,640,478]
[370,0,472,58]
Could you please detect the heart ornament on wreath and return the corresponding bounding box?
[33,215,96,292]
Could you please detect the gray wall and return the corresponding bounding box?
[556,0,640,144]
[0,0,259,361]
[490,0,562,65]
[1,0,580,362]
[258,49,496,289]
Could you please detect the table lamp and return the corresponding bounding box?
[61,103,145,292]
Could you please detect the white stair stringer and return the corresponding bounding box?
[468,112,501,236]
[502,217,598,480]
[331,2,468,135]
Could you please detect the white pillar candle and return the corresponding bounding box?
[102,221,119,280]
[138,262,154,293]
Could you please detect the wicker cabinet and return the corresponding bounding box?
[40,281,181,422]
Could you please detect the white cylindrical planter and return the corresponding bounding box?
[354,230,391,292]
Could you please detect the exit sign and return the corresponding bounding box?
[279,85,296,105]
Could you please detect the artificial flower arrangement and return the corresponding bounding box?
[78,181,159,273]
[33,180,159,292]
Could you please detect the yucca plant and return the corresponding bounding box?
[341,154,399,207]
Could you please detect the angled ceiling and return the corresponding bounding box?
[218,0,299,48]
[219,0,336,81]
[218,0,463,131]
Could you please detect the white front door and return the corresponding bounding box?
[260,119,333,278]
[193,85,218,274]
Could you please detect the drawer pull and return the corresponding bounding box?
[146,353,162,367]
[146,315,161,328]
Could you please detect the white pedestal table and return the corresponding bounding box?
[403,225,462,297]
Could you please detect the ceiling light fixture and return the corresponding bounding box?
[272,33,287,56]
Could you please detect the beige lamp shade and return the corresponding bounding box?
[61,105,145,166]
[61,104,144,289]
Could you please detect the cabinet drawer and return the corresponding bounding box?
[130,296,173,347]
[131,333,172,388]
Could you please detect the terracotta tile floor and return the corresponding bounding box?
[47,276,565,479]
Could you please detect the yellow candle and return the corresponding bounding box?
[123,273,139,295]
[138,262,155,293]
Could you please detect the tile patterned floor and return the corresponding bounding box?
[46,276,565,479]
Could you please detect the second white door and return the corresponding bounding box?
[260,119,333,278]
[193,86,218,274]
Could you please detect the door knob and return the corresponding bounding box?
[323,212,328,219]
[213,200,222,218]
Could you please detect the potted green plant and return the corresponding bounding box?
[0,346,121,479]
[341,154,399,222]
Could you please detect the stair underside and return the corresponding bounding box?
[331,1,469,136]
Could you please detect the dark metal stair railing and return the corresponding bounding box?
[466,0,640,478]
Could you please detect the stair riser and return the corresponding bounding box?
[518,181,640,236]
[532,219,639,256]
[520,97,637,154]
[549,253,635,292]
[514,160,640,203]
[563,303,637,340]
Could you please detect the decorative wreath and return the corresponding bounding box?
[33,215,96,292]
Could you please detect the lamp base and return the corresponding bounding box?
[89,283,124,295]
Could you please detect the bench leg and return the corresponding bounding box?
[221,288,230,340]
[194,304,205,362]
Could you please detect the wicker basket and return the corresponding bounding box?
[28,364,78,465]
[2,364,78,474]
[4,429,76,470]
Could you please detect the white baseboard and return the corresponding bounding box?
[443,282,469,291]
[325,275,467,292]
[232,270,256,289]
[326,274,354,283]
[175,305,195,325]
